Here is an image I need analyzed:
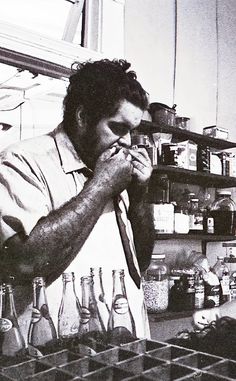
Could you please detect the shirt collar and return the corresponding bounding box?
[53,123,89,174]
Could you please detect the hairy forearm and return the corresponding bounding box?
[2,177,110,284]
[128,185,155,273]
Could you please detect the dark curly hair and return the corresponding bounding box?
[63,59,149,132]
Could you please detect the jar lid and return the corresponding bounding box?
[217,190,231,196]
[152,254,165,259]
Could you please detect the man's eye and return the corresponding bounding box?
[109,122,130,136]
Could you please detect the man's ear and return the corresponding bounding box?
[76,107,87,132]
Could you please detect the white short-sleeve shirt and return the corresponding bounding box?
[0,124,150,341]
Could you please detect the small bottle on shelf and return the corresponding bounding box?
[188,198,203,234]
[153,175,174,234]
[194,272,205,309]
[212,256,230,304]
[229,272,236,301]
[209,190,236,235]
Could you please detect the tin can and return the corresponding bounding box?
[161,143,178,166]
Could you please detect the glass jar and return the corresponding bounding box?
[210,190,236,235]
[143,254,169,313]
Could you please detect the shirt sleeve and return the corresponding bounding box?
[0,149,50,248]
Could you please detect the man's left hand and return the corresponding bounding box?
[129,147,152,186]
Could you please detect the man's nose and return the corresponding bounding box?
[118,133,131,147]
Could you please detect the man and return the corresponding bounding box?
[0,59,155,340]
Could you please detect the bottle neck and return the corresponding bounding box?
[90,268,104,297]
[112,270,127,299]
[32,278,48,309]
[3,285,17,317]
[62,273,76,296]
[81,276,94,308]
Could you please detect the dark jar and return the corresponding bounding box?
[209,190,236,235]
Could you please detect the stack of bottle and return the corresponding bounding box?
[0,268,137,359]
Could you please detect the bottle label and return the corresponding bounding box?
[0,318,12,332]
[31,308,41,324]
[230,284,236,300]
[80,307,91,324]
[205,285,220,307]
[194,287,205,309]
[28,344,43,358]
[221,275,230,295]
[113,296,129,314]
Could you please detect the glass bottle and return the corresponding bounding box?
[188,198,203,233]
[194,272,205,309]
[0,283,25,357]
[28,277,57,358]
[90,267,110,330]
[168,278,185,312]
[153,175,174,234]
[182,270,195,311]
[203,269,220,308]
[209,190,236,235]
[58,272,81,342]
[78,276,105,345]
[143,254,169,313]
[229,271,236,301]
[212,256,230,304]
[107,269,136,345]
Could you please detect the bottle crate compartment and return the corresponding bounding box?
[0,338,235,380]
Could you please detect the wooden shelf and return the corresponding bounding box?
[139,120,236,150]
[155,232,236,242]
[148,310,193,322]
[150,165,236,188]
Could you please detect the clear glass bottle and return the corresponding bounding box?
[90,267,110,330]
[229,271,236,301]
[78,276,105,344]
[203,269,220,308]
[194,272,205,309]
[58,272,81,341]
[210,190,236,235]
[0,283,25,357]
[28,277,57,358]
[212,256,230,304]
[107,269,136,345]
[153,175,174,234]
[143,254,169,313]
[188,198,203,233]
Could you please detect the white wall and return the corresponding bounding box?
[124,0,236,264]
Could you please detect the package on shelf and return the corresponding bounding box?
[229,152,236,177]
[176,140,197,171]
[152,132,172,158]
[203,125,229,140]
[210,152,222,174]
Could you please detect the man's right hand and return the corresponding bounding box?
[93,146,133,197]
